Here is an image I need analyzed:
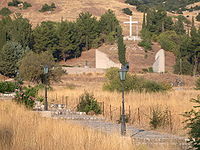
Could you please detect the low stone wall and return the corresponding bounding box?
[62,67,105,74]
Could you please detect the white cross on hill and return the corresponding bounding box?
[123,16,140,41]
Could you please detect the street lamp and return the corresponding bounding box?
[44,65,49,111]
[119,67,128,136]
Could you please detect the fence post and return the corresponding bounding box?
[102,102,104,116]
[129,105,131,119]
[169,110,173,133]
[138,108,140,125]
[120,106,121,117]
[110,105,112,120]
[65,96,68,109]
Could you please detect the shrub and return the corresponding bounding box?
[77,91,101,114]
[23,2,32,9]
[103,68,171,93]
[8,0,21,7]
[15,86,41,108]
[195,78,200,90]
[0,7,12,16]
[149,106,171,129]
[8,0,31,9]
[196,13,200,22]
[183,96,200,149]
[143,80,170,93]
[138,40,152,51]
[0,81,18,93]
[122,8,132,16]
[39,3,56,12]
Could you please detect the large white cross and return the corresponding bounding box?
[124,16,139,37]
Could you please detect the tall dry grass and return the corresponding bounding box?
[44,86,199,136]
[0,100,140,150]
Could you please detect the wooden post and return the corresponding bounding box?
[120,106,121,117]
[138,108,140,125]
[110,105,112,120]
[169,110,173,133]
[65,97,68,109]
[129,105,131,118]
[102,102,104,116]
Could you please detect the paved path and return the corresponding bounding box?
[40,109,190,150]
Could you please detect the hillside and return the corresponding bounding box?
[0,0,143,35]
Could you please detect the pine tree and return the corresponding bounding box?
[57,21,80,61]
[190,17,200,76]
[0,42,25,77]
[76,12,99,50]
[33,21,58,53]
[99,10,119,35]
[174,18,185,35]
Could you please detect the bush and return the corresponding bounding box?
[39,3,56,12]
[183,96,200,149]
[196,13,200,22]
[8,0,31,9]
[150,106,171,129]
[122,8,132,16]
[23,2,32,9]
[77,91,101,114]
[15,86,41,108]
[157,31,180,54]
[8,0,21,7]
[195,78,200,90]
[0,7,12,16]
[138,40,152,51]
[0,81,18,93]
[103,68,171,93]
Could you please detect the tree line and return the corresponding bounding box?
[125,0,200,13]
[140,8,200,76]
[0,10,121,78]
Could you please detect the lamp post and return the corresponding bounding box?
[119,67,128,136]
[44,65,49,111]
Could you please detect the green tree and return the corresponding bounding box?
[99,10,120,43]
[183,96,200,149]
[117,33,126,65]
[174,18,185,35]
[99,10,119,35]
[0,41,25,77]
[33,21,58,53]
[8,14,33,48]
[190,17,200,76]
[76,12,99,50]
[19,51,63,83]
[57,21,80,61]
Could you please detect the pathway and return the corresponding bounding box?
[40,109,190,150]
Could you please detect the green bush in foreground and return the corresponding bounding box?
[77,91,101,115]
[183,96,200,149]
[103,67,171,93]
[0,81,18,93]
[15,86,42,108]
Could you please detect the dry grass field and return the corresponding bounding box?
[40,74,200,137]
[0,100,179,150]
[0,100,136,150]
